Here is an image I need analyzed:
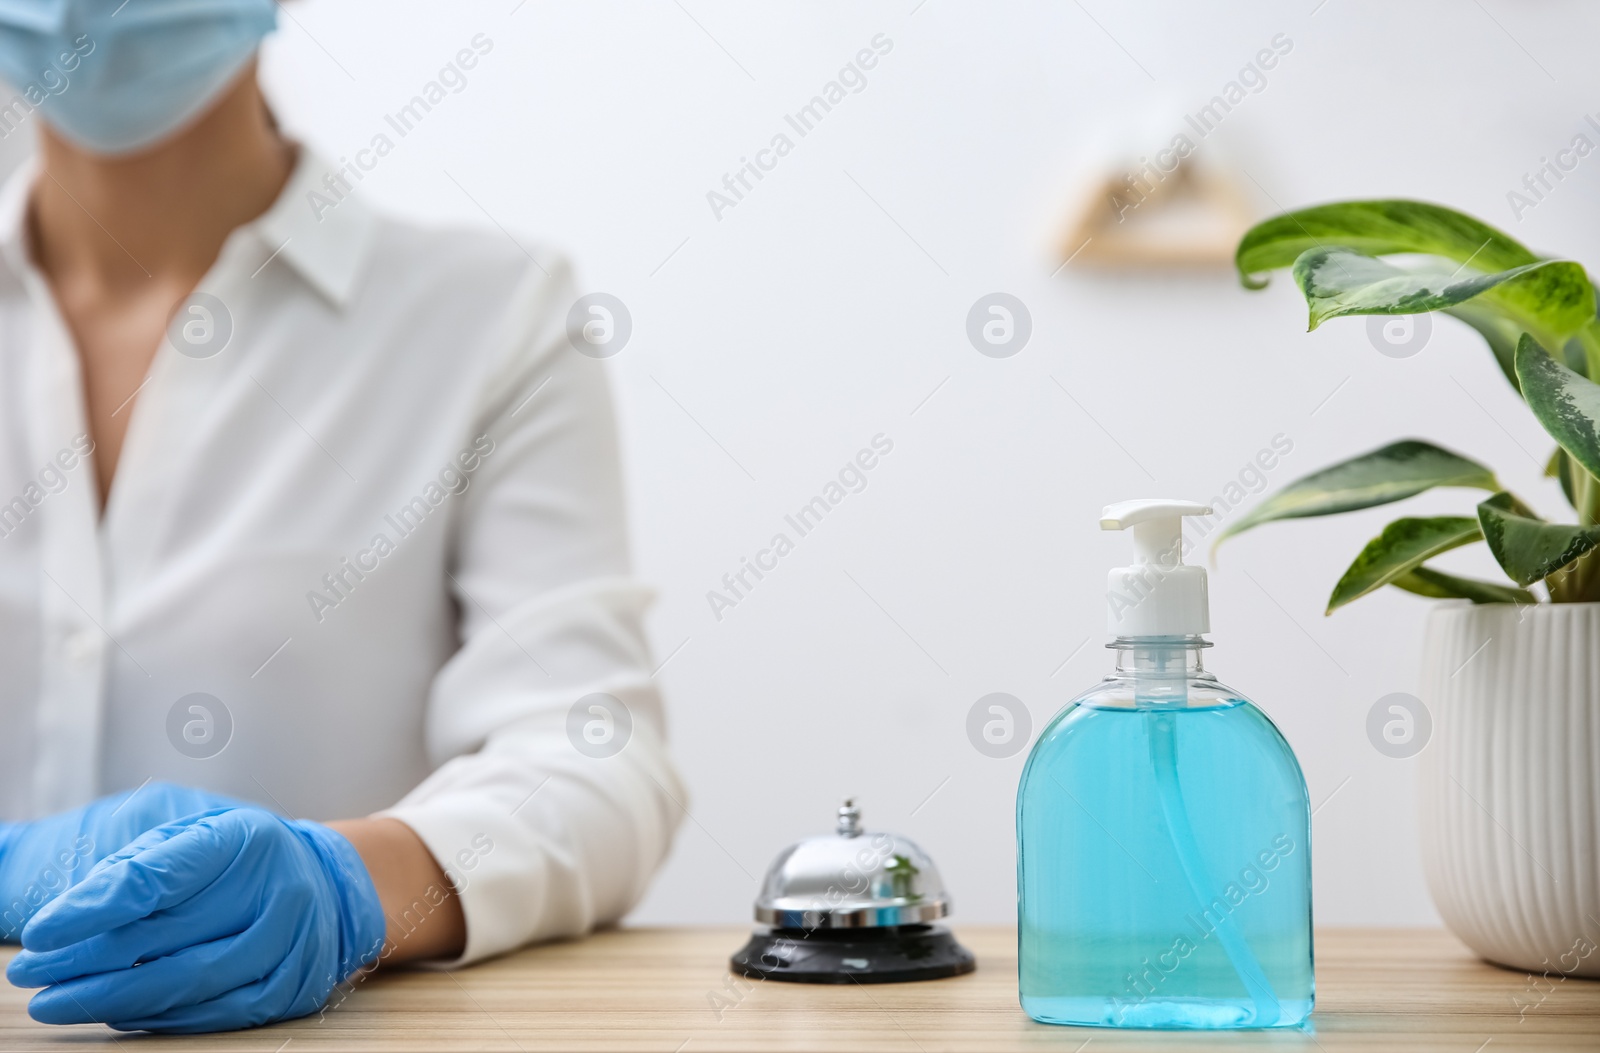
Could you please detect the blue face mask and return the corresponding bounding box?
[0,0,277,156]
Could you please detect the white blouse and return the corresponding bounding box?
[0,149,684,964]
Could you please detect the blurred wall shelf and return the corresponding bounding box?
[1059,150,1255,269]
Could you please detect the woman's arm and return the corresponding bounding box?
[365,255,684,966]
[326,818,465,964]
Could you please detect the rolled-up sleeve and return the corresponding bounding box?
[380,258,684,965]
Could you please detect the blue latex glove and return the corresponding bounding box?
[0,782,248,942]
[6,807,386,1033]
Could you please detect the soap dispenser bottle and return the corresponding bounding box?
[1017,499,1313,1029]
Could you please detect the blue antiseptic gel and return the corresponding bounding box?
[1017,499,1314,1029]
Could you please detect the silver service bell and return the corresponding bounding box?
[729,799,976,984]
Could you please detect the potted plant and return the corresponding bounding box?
[1221,201,1600,977]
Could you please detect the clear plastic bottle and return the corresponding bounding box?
[1016,501,1313,1029]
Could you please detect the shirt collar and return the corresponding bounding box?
[249,148,375,307]
[0,146,376,308]
[0,156,38,287]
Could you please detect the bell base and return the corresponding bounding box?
[729,924,976,984]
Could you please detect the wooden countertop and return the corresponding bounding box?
[1,927,1596,1050]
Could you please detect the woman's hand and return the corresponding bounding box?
[0,783,248,941]
[5,807,385,1033]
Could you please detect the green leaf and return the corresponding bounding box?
[1236,200,1539,290]
[1391,565,1535,605]
[1291,248,1594,346]
[1545,447,1577,509]
[1517,333,1600,480]
[1445,303,1525,392]
[1562,333,1592,379]
[1448,306,1591,391]
[1218,440,1498,544]
[1327,516,1483,613]
[1477,491,1600,587]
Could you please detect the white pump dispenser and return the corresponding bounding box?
[1019,499,1314,1029]
[1100,499,1212,637]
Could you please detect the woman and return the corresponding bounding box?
[0,0,683,1033]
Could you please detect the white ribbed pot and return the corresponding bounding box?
[1417,601,1600,976]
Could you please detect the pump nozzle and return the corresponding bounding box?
[1101,499,1212,637]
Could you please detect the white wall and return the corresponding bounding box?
[246,0,1599,926]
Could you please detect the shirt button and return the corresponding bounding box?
[62,629,100,666]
